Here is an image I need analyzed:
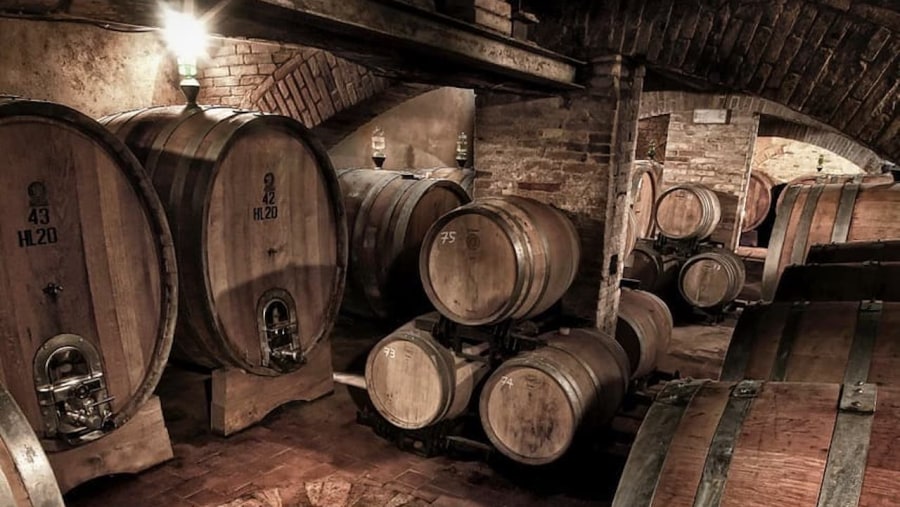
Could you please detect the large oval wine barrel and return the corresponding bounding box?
[479,329,630,465]
[721,299,900,383]
[773,262,900,302]
[416,167,474,197]
[762,181,900,300]
[655,184,721,240]
[420,196,580,326]
[741,171,774,232]
[678,249,746,308]
[623,240,680,295]
[0,99,177,445]
[614,379,899,507]
[616,288,672,378]
[631,160,662,238]
[337,169,469,320]
[0,383,64,506]
[102,106,346,375]
[806,240,900,264]
[775,172,894,209]
[365,316,488,429]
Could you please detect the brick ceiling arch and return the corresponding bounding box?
[530,0,899,163]
[198,42,431,147]
[638,90,884,172]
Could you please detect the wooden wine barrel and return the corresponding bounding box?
[773,262,900,302]
[0,98,177,445]
[0,383,64,506]
[623,240,680,294]
[775,172,894,209]
[762,181,900,300]
[616,288,672,378]
[741,171,774,232]
[416,167,474,196]
[655,184,721,240]
[624,207,638,259]
[101,106,346,375]
[631,160,662,238]
[337,169,469,320]
[479,328,630,465]
[806,240,900,264]
[420,196,580,326]
[678,249,746,308]
[721,299,900,384]
[613,379,899,507]
[365,317,489,429]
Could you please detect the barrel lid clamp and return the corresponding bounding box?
[656,378,709,406]
[839,382,876,414]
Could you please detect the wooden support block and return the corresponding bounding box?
[47,396,173,493]
[211,343,334,436]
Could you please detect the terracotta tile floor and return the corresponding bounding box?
[64,317,734,507]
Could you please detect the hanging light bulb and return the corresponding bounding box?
[371,127,386,169]
[455,131,468,168]
[162,7,209,106]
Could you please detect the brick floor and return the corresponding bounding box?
[64,318,734,507]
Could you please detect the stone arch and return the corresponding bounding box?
[638,90,885,172]
[583,0,899,163]
[197,41,431,147]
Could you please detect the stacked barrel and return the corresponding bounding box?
[626,182,747,315]
[364,195,672,465]
[613,237,900,506]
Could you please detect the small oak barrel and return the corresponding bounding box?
[762,181,900,300]
[420,196,580,326]
[775,172,894,209]
[416,167,475,196]
[0,98,177,445]
[721,299,900,384]
[774,262,900,302]
[365,317,489,429]
[613,379,899,507]
[806,240,900,264]
[741,171,774,232]
[616,288,673,378]
[337,169,469,320]
[623,240,680,295]
[631,160,662,238]
[655,183,721,240]
[479,328,630,465]
[0,383,64,506]
[102,106,346,376]
[678,249,746,308]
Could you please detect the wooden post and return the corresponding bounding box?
[211,342,334,436]
[47,396,173,493]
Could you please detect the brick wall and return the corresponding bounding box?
[662,109,759,250]
[753,137,864,183]
[475,56,644,333]
[636,115,669,163]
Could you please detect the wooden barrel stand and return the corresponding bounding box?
[0,98,176,489]
[103,105,347,435]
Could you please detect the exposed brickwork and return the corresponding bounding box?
[662,110,759,250]
[475,57,644,332]
[636,115,669,163]
[753,136,864,183]
[197,41,427,144]
[542,1,900,164]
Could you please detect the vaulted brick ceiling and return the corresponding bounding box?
[526,0,899,163]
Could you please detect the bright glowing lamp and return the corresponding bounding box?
[163,7,208,106]
[455,131,468,168]
[371,127,386,169]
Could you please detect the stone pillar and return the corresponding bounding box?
[474,55,644,334]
